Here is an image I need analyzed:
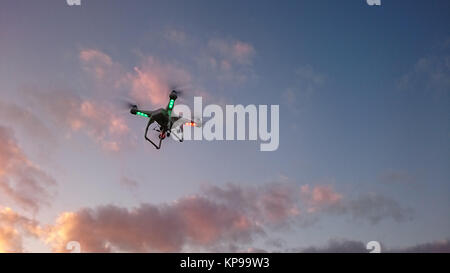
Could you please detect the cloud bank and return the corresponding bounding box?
[0,182,413,252]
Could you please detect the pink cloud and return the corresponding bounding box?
[79,49,114,81]
[80,49,196,107]
[204,183,301,225]
[29,91,129,152]
[232,41,256,61]
[204,39,256,84]
[79,47,226,110]
[302,185,342,204]
[0,207,43,252]
[41,183,305,252]
[259,184,301,222]
[0,100,54,143]
[41,182,410,252]
[44,196,259,252]
[80,49,113,65]
[0,126,56,212]
[208,39,255,65]
[301,185,342,213]
[0,181,413,252]
[127,57,192,106]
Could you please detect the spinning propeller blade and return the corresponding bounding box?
[115,98,139,110]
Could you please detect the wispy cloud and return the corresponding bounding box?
[398,40,450,95]
[79,49,124,87]
[27,90,129,152]
[0,126,56,212]
[119,177,140,195]
[335,193,413,224]
[282,65,325,115]
[164,28,188,45]
[203,38,256,84]
[378,169,419,186]
[126,57,193,106]
[207,39,256,66]
[0,100,56,157]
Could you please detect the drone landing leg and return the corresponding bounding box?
[145,119,163,149]
[171,124,184,142]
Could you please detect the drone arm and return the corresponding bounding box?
[144,119,162,149]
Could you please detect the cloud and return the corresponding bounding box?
[120,177,139,194]
[80,48,197,107]
[80,49,113,68]
[45,198,260,252]
[207,183,412,226]
[23,48,202,151]
[207,39,255,65]
[0,126,56,212]
[201,38,256,85]
[27,91,129,152]
[0,203,444,253]
[0,181,417,253]
[0,100,54,142]
[204,183,301,225]
[294,65,326,89]
[300,184,342,213]
[43,182,306,252]
[337,193,414,224]
[79,49,120,83]
[378,169,418,186]
[77,38,256,112]
[300,239,368,253]
[297,238,450,253]
[164,29,187,45]
[0,207,42,252]
[126,57,193,107]
[393,239,450,253]
[282,65,325,115]
[299,183,412,224]
[398,41,450,94]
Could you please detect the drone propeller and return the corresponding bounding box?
[169,82,194,99]
[116,98,138,111]
[172,89,184,97]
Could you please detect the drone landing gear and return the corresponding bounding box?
[144,119,163,149]
[170,124,184,143]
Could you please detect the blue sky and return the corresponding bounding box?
[0,0,449,252]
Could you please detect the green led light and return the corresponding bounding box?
[168,99,175,110]
[137,112,148,117]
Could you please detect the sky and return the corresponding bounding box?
[0,0,449,253]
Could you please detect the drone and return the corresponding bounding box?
[126,90,200,149]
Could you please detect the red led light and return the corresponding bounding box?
[183,122,197,127]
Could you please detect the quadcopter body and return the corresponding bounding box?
[129,90,199,149]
